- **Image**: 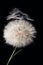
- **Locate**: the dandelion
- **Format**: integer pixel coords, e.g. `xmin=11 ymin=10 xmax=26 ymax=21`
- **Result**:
xmin=3 ymin=8 xmax=36 ymax=65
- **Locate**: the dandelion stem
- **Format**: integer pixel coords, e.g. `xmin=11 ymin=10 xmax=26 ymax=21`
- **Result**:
xmin=6 ymin=47 xmax=16 ymax=65
xmin=6 ymin=47 xmax=23 ymax=65
xmin=13 ymin=49 xmax=23 ymax=57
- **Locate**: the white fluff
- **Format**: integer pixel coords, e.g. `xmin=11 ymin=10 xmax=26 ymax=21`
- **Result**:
xmin=3 ymin=8 xmax=36 ymax=47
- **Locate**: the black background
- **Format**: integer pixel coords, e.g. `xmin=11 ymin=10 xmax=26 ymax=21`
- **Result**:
xmin=0 ymin=0 xmax=42 ymax=65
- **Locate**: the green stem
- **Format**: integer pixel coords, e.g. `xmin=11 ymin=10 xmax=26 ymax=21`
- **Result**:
xmin=6 ymin=47 xmax=16 ymax=65
xmin=13 ymin=49 xmax=23 ymax=57
xmin=6 ymin=47 xmax=23 ymax=65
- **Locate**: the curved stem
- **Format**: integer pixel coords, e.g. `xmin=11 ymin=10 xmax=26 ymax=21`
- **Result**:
xmin=6 ymin=47 xmax=23 ymax=65
xmin=13 ymin=49 xmax=23 ymax=57
xmin=6 ymin=47 xmax=16 ymax=65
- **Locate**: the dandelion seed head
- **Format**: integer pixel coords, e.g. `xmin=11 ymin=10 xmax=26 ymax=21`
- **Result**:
xmin=3 ymin=8 xmax=36 ymax=47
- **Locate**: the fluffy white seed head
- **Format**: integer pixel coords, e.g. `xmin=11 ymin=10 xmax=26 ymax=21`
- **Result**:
xmin=3 ymin=8 xmax=36 ymax=48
